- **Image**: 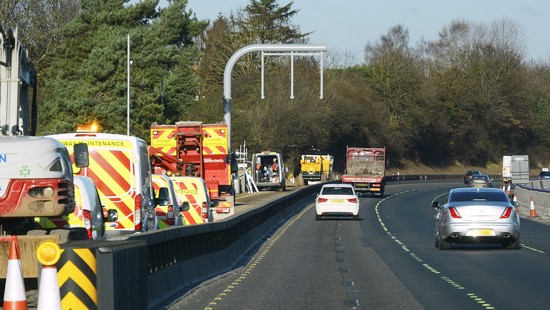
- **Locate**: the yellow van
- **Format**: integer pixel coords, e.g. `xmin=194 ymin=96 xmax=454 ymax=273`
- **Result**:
xmin=169 ymin=176 xmax=216 ymax=224
xmin=152 ymin=174 xmax=187 ymax=228
xmin=49 ymin=132 xmax=156 ymax=236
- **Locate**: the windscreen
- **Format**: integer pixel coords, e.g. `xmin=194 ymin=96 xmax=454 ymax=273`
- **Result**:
xmin=321 ymin=187 xmax=354 ymax=195
xmin=449 ymin=191 xmax=508 ymax=202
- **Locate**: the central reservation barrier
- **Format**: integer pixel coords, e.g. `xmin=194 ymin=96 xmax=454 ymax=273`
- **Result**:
xmin=59 ymin=183 xmax=323 ymax=310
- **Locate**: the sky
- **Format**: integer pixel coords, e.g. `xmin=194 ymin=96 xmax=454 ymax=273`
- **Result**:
xmin=169 ymin=0 xmax=550 ymax=65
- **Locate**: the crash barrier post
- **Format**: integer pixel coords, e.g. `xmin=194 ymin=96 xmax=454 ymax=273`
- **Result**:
xmin=56 ymin=246 xmax=97 ymax=309
xmin=2 ymin=236 xmax=28 ymax=310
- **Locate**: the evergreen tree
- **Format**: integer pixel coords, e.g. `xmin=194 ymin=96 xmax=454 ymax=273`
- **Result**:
xmin=38 ymin=0 xmax=207 ymax=141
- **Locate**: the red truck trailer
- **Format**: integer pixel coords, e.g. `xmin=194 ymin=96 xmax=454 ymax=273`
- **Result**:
xmin=341 ymin=147 xmax=386 ymax=196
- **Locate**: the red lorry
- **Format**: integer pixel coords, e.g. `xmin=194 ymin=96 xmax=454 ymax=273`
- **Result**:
xmin=341 ymin=147 xmax=386 ymax=196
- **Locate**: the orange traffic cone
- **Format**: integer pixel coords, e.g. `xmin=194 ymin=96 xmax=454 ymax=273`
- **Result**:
xmin=36 ymin=241 xmax=61 ymax=310
xmin=530 ymin=196 xmax=537 ymax=217
xmin=513 ymin=192 xmax=518 ymax=211
xmin=3 ymin=236 xmax=28 ymax=310
xmin=506 ymin=184 xmax=511 ymax=195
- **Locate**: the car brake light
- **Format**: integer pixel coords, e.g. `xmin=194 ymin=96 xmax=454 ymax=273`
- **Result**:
xmin=167 ymin=205 xmax=175 ymax=225
xmin=318 ymin=198 xmax=328 ymax=203
xmin=135 ymin=194 xmax=142 ymax=231
xmin=500 ymin=207 xmax=513 ymax=219
xmin=348 ymin=198 xmax=357 ymax=203
xmin=449 ymin=207 xmax=462 ymax=218
xmin=82 ymin=209 xmax=92 ymax=239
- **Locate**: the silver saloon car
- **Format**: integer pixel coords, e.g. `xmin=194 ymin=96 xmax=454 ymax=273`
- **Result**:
xmin=432 ymin=187 xmax=520 ymax=250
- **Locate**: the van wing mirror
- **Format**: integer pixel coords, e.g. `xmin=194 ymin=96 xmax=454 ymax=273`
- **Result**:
xmin=181 ymin=201 xmax=190 ymax=212
xmin=107 ymin=209 xmax=118 ymax=222
xmin=156 ymin=187 xmax=170 ymax=206
xmin=74 ymin=143 xmax=89 ymax=168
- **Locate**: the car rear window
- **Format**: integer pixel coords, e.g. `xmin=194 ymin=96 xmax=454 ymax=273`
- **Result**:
xmin=450 ymin=191 xmax=508 ymax=202
xmin=321 ymin=187 xmax=354 ymax=195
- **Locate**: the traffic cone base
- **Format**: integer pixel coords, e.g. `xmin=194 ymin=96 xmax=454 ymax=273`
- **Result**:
xmin=3 ymin=236 xmax=28 ymax=310
xmin=37 ymin=265 xmax=61 ymax=310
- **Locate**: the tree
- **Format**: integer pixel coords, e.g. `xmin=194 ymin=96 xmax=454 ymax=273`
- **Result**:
xmin=38 ymin=0 xmax=208 ymax=140
xmin=364 ymin=25 xmax=426 ymax=161
xmin=0 ymin=0 xmax=80 ymax=70
xmin=191 ymin=0 xmax=315 ymax=156
xmin=427 ymin=19 xmax=529 ymax=165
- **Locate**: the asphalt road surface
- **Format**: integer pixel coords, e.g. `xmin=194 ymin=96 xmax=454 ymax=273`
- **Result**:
xmin=168 ymin=180 xmax=550 ymax=310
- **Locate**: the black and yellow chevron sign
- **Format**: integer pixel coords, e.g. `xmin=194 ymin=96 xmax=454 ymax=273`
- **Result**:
xmin=57 ymin=248 xmax=97 ymax=309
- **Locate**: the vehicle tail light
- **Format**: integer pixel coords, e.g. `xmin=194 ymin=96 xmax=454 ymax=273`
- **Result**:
xmin=318 ymin=198 xmax=328 ymax=203
xmin=348 ymin=198 xmax=357 ymax=203
xmin=500 ymin=207 xmax=513 ymax=219
xmin=201 ymin=202 xmax=209 ymax=219
xmin=135 ymin=194 xmax=142 ymax=231
xmin=82 ymin=209 xmax=92 ymax=239
xmin=449 ymin=207 xmax=462 ymax=218
xmin=167 ymin=205 xmax=175 ymax=225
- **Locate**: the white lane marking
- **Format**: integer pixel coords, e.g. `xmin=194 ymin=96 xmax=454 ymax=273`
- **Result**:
xmin=375 ymin=187 xmax=495 ymax=309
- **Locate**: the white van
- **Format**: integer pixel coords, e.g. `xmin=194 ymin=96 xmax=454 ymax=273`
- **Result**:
xmin=252 ymin=151 xmax=286 ymax=191
xmin=48 ymin=132 xmax=156 ymax=236
xmin=34 ymin=175 xmax=118 ymax=241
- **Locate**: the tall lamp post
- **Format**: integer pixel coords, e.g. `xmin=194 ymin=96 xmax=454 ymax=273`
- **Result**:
xmin=126 ymin=34 xmax=130 ymax=136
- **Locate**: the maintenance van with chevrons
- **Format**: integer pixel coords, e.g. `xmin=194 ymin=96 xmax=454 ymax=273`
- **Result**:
xmin=48 ymin=131 xmax=158 ymax=236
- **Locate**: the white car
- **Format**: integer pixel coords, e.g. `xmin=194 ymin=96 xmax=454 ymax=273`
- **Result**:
xmin=315 ymin=184 xmax=360 ymax=220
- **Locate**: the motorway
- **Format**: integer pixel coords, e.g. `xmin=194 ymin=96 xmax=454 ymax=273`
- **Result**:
xmin=167 ymin=180 xmax=550 ymax=310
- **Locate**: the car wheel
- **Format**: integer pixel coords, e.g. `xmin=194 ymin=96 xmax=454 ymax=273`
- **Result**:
xmin=353 ymin=214 xmax=359 ymax=220
xmin=438 ymin=234 xmax=451 ymax=250
xmin=315 ymin=214 xmax=321 ymax=221
xmin=504 ymin=235 xmax=521 ymax=250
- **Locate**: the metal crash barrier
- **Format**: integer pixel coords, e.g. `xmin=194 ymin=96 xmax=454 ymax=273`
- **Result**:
xmin=57 ymin=184 xmax=322 ymax=309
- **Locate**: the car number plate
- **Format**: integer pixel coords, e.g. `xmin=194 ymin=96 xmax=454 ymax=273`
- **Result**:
xmin=468 ymin=229 xmax=495 ymax=236
xmin=331 ymin=199 xmax=344 ymax=203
